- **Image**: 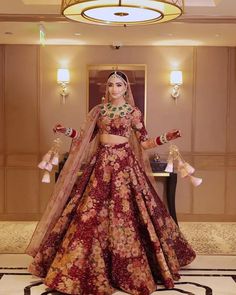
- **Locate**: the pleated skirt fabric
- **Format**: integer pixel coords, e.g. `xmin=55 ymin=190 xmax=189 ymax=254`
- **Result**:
xmin=29 ymin=143 xmax=196 ymax=295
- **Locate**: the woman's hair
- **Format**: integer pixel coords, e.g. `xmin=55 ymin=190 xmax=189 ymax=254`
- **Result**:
xmin=107 ymin=71 xmax=128 ymax=83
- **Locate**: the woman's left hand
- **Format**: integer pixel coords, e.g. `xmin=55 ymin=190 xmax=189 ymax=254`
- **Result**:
xmin=166 ymin=129 xmax=181 ymax=141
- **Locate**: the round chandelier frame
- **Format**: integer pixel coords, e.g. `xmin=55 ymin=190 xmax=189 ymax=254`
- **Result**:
xmin=61 ymin=0 xmax=184 ymax=26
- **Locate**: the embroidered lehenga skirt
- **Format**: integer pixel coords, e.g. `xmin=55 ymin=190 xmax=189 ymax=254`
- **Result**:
xmin=29 ymin=143 xmax=195 ymax=295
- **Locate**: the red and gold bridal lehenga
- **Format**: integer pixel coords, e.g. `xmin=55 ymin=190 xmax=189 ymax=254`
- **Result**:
xmin=26 ymin=100 xmax=195 ymax=295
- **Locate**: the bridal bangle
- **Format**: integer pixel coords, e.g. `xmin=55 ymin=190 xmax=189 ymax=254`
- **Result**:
xmin=65 ymin=127 xmax=78 ymax=138
xmin=156 ymin=133 xmax=168 ymax=145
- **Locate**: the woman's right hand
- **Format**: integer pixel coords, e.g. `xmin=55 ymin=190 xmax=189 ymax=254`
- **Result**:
xmin=53 ymin=124 xmax=79 ymax=139
xmin=53 ymin=124 xmax=67 ymax=135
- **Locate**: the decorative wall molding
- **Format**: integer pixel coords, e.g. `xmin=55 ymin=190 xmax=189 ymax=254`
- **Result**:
xmin=0 ymin=14 xmax=64 ymax=22
xmin=178 ymin=15 xmax=236 ymax=24
xmin=1 ymin=14 xmax=236 ymax=24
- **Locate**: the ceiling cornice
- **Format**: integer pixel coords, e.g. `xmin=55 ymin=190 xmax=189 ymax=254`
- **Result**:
xmin=0 ymin=14 xmax=65 ymax=22
xmin=178 ymin=15 xmax=236 ymax=23
xmin=0 ymin=14 xmax=236 ymax=24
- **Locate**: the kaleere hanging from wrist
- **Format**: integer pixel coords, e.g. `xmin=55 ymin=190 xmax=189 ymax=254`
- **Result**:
xmin=165 ymin=144 xmax=202 ymax=187
xmin=165 ymin=155 xmax=174 ymax=173
xmin=38 ymin=137 xmax=62 ymax=183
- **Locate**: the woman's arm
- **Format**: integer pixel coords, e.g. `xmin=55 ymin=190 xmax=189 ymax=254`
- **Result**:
xmin=53 ymin=124 xmax=79 ymax=139
xmin=131 ymin=108 xmax=181 ymax=150
xmin=53 ymin=123 xmax=99 ymax=142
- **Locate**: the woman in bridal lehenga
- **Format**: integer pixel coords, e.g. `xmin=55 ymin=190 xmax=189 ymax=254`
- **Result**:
xmin=26 ymin=71 xmax=195 ymax=295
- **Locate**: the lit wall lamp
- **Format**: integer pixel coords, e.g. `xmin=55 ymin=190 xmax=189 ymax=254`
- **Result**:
xmin=57 ymin=68 xmax=70 ymax=104
xmin=170 ymin=70 xmax=183 ymax=99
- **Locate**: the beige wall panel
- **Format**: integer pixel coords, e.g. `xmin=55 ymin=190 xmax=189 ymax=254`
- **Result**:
xmin=0 ymin=154 xmax=4 ymax=166
xmin=6 ymin=168 xmax=39 ymax=213
xmin=193 ymin=170 xmax=225 ymax=214
xmin=40 ymin=46 xmax=87 ymax=154
xmin=226 ymin=169 xmax=236 ymax=214
xmin=5 ymin=45 xmax=38 ymax=154
xmin=0 ymin=46 xmax=5 ymax=214
xmin=0 ymin=45 xmax=4 ymax=154
xmin=0 ymin=168 xmax=4 ymax=213
xmin=145 ymin=47 xmax=194 ymax=154
xmin=194 ymin=155 xmax=226 ymax=170
xmin=6 ymin=154 xmax=38 ymax=167
xmin=229 ymin=48 xmax=236 ymax=152
xmin=194 ymin=47 xmax=228 ymax=153
xmin=227 ymin=155 xmax=236 ymax=167
xmin=176 ymin=177 xmax=192 ymax=214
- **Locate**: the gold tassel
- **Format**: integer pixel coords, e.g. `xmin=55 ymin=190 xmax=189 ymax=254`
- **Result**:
xmin=166 ymin=144 xmax=202 ymax=187
xmin=45 ymin=162 xmax=53 ymax=172
xmin=51 ymin=152 xmax=59 ymax=165
xmin=179 ymin=166 xmax=189 ymax=178
xmin=177 ymin=158 xmax=184 ymax=170
xmin=42 ymin=171 xmax=50 ymax=183
xmin=165 ymin=159 xmax=174 ymax=172
xmin=42 ymin=151 xmax=52 ymax=162
xmin=38 ymin=137 xmax=62 ymax=183
xmin=183 ymin=162 xmax=195 ymax=174
xmin=38 ymin=160 xmax=47 ymax=170
xmin=189 ymin=175 xmax=203 ymax=187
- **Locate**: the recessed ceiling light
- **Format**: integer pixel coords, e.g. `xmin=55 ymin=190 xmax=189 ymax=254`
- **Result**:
xmin=74 ymin=33 xmax=81 ymax=36
xmin=215 ymin=33 xmax=220 ymax=37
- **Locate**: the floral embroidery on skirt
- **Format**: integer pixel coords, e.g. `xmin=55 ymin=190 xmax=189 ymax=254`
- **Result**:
xmin=29 ymin=143 xmax=195 ymax=295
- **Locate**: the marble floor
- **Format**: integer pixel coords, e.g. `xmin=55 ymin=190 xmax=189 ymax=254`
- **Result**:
xmin=0 ymin=254 xmax=236 ymax=295
xmin=0 ymin=222 xmax=236 ymax=294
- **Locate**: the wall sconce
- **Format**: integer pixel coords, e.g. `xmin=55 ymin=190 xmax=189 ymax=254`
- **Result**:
xmin=57 ymin=68 xmax=70 ymax=104
xmin=170 ymin=70 xmax=183 ymax=99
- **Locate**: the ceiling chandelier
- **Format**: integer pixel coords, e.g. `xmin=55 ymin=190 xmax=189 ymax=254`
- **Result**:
xmin=61 ymin=0 xmax=184 ymax=26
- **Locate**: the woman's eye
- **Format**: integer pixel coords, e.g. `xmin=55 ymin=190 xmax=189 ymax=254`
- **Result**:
xmin=117 ymin=83 xmax=122 ymax=87
xmin=108 ymin=83 xmax=113 ymax=87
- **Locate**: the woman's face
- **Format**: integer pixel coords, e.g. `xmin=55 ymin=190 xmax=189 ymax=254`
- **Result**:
xmin=107 ymin=75 xmax=127 ymax=101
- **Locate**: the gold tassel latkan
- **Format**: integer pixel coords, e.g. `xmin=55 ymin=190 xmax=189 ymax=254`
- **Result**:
xmin=165 ymin=159 xmax=174 ymax=173
xmin=38 ymin=137 xmax=62 ymax=183
xmin=42 ymin=171 xmax=50 ymax=183
xmin=189 ymin=175 xmax=203 ymax=187
xmin=166 ymin=144 xmax=202 ymax=187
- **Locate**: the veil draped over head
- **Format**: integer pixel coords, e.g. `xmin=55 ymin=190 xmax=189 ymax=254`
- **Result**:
xmin=26 ymin=71 xmax=158 ymax=257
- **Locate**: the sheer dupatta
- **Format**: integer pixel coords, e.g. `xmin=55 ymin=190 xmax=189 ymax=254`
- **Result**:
xmin=26 ymin=106 xmax=100 ymax=257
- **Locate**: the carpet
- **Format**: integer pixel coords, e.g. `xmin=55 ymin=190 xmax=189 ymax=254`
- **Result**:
xmin=0 ymin=222 xmax=236 ymax=255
